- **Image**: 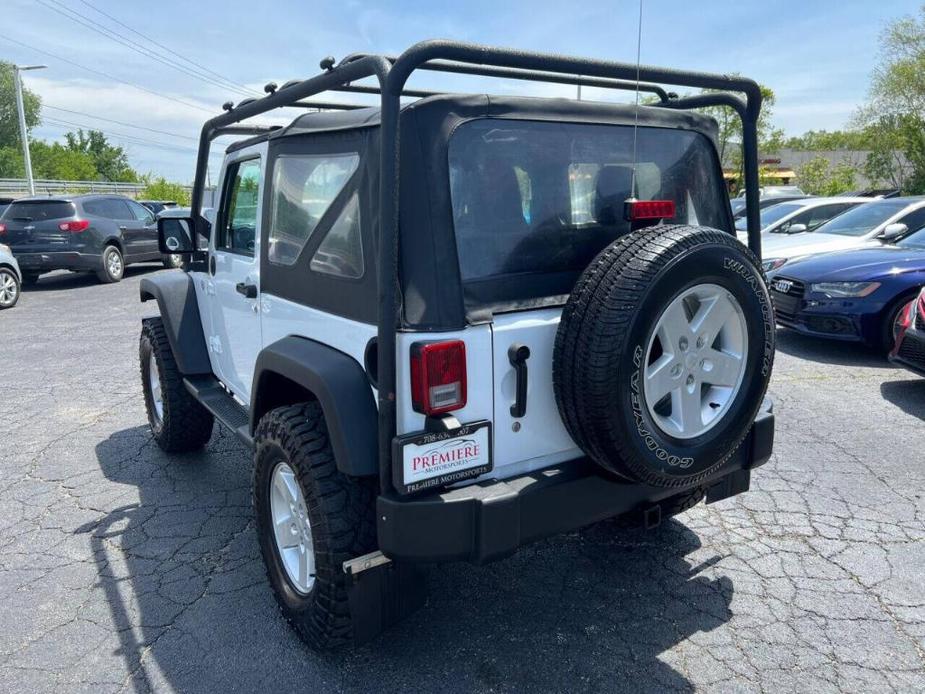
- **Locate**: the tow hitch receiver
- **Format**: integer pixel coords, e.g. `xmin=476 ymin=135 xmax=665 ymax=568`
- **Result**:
xmin=343 ymin=552 xmax=426 ymax=644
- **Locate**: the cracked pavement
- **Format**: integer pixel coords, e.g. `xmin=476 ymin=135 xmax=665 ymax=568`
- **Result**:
xmin=0 ymin=266 xmax=923 ymax=693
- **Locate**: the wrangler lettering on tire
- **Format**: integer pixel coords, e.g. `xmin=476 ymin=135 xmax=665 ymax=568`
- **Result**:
xmin=554 ymin=225 xmax=775 ymax=487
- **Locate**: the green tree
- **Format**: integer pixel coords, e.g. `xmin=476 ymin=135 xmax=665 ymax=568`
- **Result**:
xmin=857 ymin=5 xmax=925 ymax=193
xmin=697 ymin=83 xmax=783 ymax=167
xmin=783 ymin=129 xmax=877 ymax=151
xmin=140 ymin=175 xmax=191 ymax=206
xmin=796 ymin=157 xmax=858 ymax=196
xmin=0 ymin=61 xmax=42 ymax=149
xmin=64 ymin=129 xmax=139 ymax=182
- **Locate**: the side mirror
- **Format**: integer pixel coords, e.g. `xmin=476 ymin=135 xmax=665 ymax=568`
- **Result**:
xmin=157 ymin=217 xmax=195 ymax=254
xmin=881 ymin=222 xmax=908 ymax=241
xmin=786 ymin=223 xmax=808 ymax=234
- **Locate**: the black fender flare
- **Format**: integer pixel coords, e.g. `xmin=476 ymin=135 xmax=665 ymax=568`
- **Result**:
xmin=251 ymin=336 xmax=378 ymax=477
xmin=139 ymin=273 xmax=212 ymax=375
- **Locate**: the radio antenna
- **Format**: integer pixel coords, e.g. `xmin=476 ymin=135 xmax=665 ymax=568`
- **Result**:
xmin=630 ymin=0 xmax=645 ymax=199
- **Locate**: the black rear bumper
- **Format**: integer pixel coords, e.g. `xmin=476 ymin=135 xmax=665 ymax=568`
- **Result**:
xmin=13 ymin=250 xmax=100 ymax=273
xmin=377 ymin=405 xmax=774 ymax=564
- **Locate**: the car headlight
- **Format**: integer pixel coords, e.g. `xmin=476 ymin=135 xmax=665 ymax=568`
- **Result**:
xmin=762 ymin=258 xmax=787 ymax=273
xmin=810 ymin=282 xmax=881 ymax=298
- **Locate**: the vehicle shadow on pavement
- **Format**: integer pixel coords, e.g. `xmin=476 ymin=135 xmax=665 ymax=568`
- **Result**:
xmin=20 ymin=265 xmax=165 ymax=293
xmin=86 ymin=425 xmax=733 ymax=693
xmin=880 ymin=378 xmax=925 ymax=420
xmin=774 ymin=328 xmax=892 ymax=368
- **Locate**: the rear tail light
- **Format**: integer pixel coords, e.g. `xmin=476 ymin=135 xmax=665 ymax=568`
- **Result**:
xmin=625 ymin=199 xmax=676 ymax=221
xmin=59 ymin=220 xmax=89 ymax=232
xmin=917 ymin=293 xmax=925 ymax=327
xmin=410 ymin=340 xmax=467 ymax=415
xmin=0 ymin=223 xmax=6 ymax=235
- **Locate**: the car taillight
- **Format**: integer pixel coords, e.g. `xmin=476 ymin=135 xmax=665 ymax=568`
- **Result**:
xmin=59 ymin=220 xmax=89 ymax=232
xmin=410 ymin=340 xmax=467 ymax=415
xmin=0 ymin=223 xmax=6 ymax=235
xmin=625 ymin=199 xmax=676 ymax=221
xmin=917 ymin=293 xmax=925 ymax=326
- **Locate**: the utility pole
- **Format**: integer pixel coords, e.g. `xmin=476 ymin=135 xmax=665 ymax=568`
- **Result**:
xmin=14 ymin=65 xmax=46 ymax=197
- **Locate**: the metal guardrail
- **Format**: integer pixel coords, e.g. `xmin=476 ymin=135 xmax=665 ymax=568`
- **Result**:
xmin=0 ymin=178 xmax=193 ymax=197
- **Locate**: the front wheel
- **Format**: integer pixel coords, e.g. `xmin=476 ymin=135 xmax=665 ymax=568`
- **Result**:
xmin=253 ymin=403 xmax=376 ymax=650
xmin=140 ymin=317 xmax=214 ymax=452
xmin=97 ymin=245 xmax=124 ymax=283
xmin=0 ymin=268 xmax=20 ymax=309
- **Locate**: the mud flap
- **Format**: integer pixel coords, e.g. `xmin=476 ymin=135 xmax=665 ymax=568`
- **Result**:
xmin=345 ymin=555 xmax=427 ymax=645
xmin=705 ymin=468 xmax=751 ymax=504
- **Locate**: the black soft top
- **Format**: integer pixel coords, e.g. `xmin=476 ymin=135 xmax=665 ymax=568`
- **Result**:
xmin=231 ymin=95 xmax=722 ymax=329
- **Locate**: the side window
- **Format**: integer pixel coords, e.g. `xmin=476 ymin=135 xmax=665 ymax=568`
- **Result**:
xmin=218 ymin=159 xmax=261 ymax=256
xmin=806 ymin=203 xmax=852 ymax=230
xmin=310 ymin=193 xmax=363 ymax=279
xmin=778 ymin=208 xmax=815 ymax=233
xmin=107 ymin=199 xmax=133 ymax=219
xmin=896 ymin=207 xmax=925 ymax=234
xmin=82 ymin=200 xmax=105 ymax=217
xmin=267 ymin=153 xmax=360 ymax=265
xmin=127 ymin=200 xmax=155 ymax=224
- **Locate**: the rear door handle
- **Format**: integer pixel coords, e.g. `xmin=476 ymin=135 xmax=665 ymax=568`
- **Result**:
xmin=236 ymin=282 xmax=258 ymax=299
xmin=508 ymin=343 xmax=531 ymax=418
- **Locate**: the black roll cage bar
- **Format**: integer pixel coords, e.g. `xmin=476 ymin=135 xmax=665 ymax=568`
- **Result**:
xmin=187 ymin=39 xmax=763 ymax=498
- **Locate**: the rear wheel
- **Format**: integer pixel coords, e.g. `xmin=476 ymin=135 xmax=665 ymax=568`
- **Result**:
xmin=96 ymin=245 xmax=124 ymax=283
xmin=253 ymin=403 xmax=376 ymax=650
xmin=554 ymin=225 xmax=775 ymax=488
xmin=20 ymin=272 xmax=39 ymax=287
xmin=0 ymin=269 xmax=20 ymax=309
xmin=140 ymin=317 xmax=214 ymax=452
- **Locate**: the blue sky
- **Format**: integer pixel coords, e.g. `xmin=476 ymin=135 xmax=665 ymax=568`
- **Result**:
xmin=2 ymin=0 xmax=921 ymax=181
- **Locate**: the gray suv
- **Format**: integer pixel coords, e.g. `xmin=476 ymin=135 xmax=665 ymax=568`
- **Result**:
xmin=0 ymin=194 xmax=181 ymax=285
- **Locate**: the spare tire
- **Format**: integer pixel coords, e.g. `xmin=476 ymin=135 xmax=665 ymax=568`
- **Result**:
xmin=553 ymin=225 xmax=775 ymax=488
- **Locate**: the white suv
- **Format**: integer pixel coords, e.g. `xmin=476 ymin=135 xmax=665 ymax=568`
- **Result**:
xmin=138 ymin=40 xmax=776 ymax=650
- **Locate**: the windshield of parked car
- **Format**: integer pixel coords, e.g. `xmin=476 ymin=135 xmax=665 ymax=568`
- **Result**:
xmin=897 ymin=226 xmax=925 ymax=249
xmin=735 ymin=202 xmax=803 ymax=231
xmin=1 ymin=200 xmax=76 ymax=221
xmin=815 ymin=200 xmax=909 ymax=236
xmin=448 ymin=119 xmax=729 ymax=302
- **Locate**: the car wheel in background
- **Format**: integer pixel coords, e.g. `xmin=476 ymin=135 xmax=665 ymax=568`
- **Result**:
xmin=96 ymin=245 xmax=125 ymax=283
xmin=879 ymin=294 xmax=918 ymax=353
xmin=163 ymin=253 xmax=184 ymax=270
xmin=20 ymin=272 xmax=40 ymax=287
xmin=0 ymin=268 xmax=20 ymax=309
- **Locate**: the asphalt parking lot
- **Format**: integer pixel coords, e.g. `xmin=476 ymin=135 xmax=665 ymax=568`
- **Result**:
xmin=1 ymin=266 xmax=923 ymax=693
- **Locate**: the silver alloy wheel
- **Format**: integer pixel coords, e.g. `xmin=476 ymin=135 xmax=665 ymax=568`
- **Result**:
xmin=107 ymin=249 xmax=123 ymax=278
xmin=0 ymin=271 xmax=18 ymax=307
xmin=269 ymin=461 xmax=315 ymax=594
xmin=147 ymin=356 xmax=164 ymax=425
xmin=643 ymin=283 xmax=749 ymax=440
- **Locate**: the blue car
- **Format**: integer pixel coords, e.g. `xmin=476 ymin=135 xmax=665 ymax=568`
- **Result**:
xmin=768 ymin=225 xmax=925 ymax=351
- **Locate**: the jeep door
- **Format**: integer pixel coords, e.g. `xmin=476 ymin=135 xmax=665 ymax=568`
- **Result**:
xmin=207 ymin=150 xmax=264 ymax=401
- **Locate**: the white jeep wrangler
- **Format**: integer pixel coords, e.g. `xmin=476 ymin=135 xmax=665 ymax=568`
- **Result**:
xmin=139 ymin=40 xmax=775 ymax=650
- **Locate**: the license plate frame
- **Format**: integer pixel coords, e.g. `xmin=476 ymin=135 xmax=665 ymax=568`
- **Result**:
xmin=392 ymin=420 xmax=492 ymax=495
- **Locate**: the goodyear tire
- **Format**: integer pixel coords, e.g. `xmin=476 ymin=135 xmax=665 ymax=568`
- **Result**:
xmin=553 ymin=225 xmax=775 ymax=488
xmin=253 ymin=403 xmax=377 ymax=650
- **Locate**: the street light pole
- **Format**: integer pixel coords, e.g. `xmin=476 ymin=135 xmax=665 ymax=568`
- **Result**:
xmin=13 ymin=65 xmax=46 ymax=197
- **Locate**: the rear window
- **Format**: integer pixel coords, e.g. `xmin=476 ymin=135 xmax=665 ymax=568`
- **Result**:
xmin=1 ymin=201 xmax=75 ymax=221
xmin=448 ymin=119 xmax=729 ymax=301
